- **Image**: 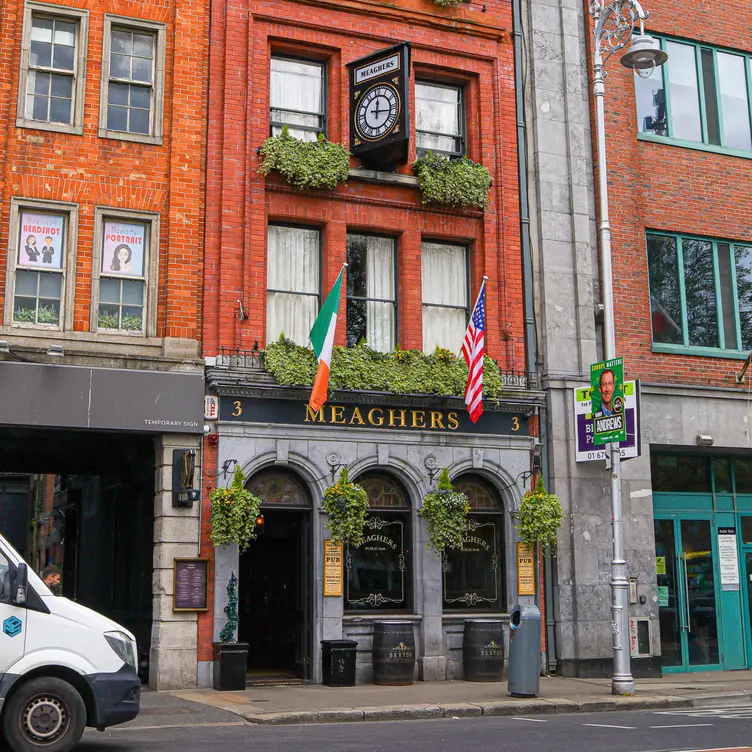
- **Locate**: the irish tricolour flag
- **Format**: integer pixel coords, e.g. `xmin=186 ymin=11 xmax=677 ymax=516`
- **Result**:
xmin=308 ymin=264 xmax=347 ymax=411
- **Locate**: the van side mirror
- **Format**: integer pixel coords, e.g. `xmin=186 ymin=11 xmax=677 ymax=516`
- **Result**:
xmin=11 ymin=563 xmax=28 ymax=606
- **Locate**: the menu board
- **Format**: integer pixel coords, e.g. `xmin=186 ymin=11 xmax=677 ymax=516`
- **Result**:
xmin=324 ymin=540 xmax=343 ymax=597
xmin=718 ymin=528 xmax=740 ymax=591
xmin=173 ymin=558 xmax=209 ymax=612
xmin=517 ymin=542 xmax=535 ymax=595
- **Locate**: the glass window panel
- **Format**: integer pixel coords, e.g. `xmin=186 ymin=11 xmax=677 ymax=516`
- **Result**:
xmin=716 ymin=243 xmax=738 ymax=349
xmin=129 ymin=85 xmax=150 ymax=108
xmin=682 ymin=238 xmax=718 ymax=347
xmin=422 ymin=243 xmax=467 ymax=306
xmin=37 ymin=300 xmax=60 ymax=324
xmin=734 ymin=246 xmax=752 ymax=351
xmin=15 ymin=270 xmax=38 ymax=296
xmin=270 ymin=57 xmax=323 ymax=115
xmin=13 ymin=298 xmax=37 ymax=323
xmin=131 ymin=56 xmax=152 ymax=83
xmin=122 ymin=279 xmax=144 ymax=305
xmin=129 ymin=107 xmax=150 ymax=134
xmin=266 ymin=226 xmax=319 ymax=293
xmin=107 ymin=105 xmax=128 ymax=131
xmin=32 ymin=96 xmax=49 ymax=121
xmin=266 ymin=291 xmax=318 ymax=346
xmin=650 ymin=454 xmax=711 ymax=493
xmin=99 ymin=277 xmax=121 ymax=304
xmin=366 ymin=301 xmax=395 ymax=352
xmin=111 ymin=30 xmax=131 ymax=54
xmin=346 ymin=298 xmax=366 ymax=347
xmin=49 ymin=96 xmax=71 ymax=124
xmin=108 ymin=82 xmax=129 ymax=106
xmin=701 ymin=49 xmax=720 ymax=146
xmin=346 ymin=235 xmax=367 ymax=299
xmin=110 ymin=53 xmax=131 ymax=79
xmin=717 ymin=52 xmax=752 ymax=151
xmin=38 ymin=272 xmax=61 ymax=298
xmin=416 ymin=83 xmax=461 ymax=138
xmin=133 ymin=33 xmax=154 ymax=58
xmin=52 ymin=44 xmax=74 ymax=71
xmin=53 ymin=21 xmax=76 ymax=47
xmin=423 ymin=305 xmax=466 ymax=354
xmin=98 ymin=304 xmax=121 ymax=329
xmin=647 ymin=235 xmax=683 ymax=345
xmin=121 ymin=307 xmax=143 ymax=331
xmin=30 ymin=41 xmax=52 ymax=68
xmin=734 ymin=458 xmax=752 ymax=494
xmin=713 ymin=458 xmax=732 ymax=493
xmin=635 ymin=65 xmax=667 ymax=136
xmin=50 ymin=74 xmax=72 ymax=98
xmin=741 ymin=516 xmax=752 ymax=543
xmin=666 ymin=41 xmax=702 ymax=142
xmin=33 ymin=71 xmax=50 ymax=95
xmin=31 ymin=17 xmax=54 ymax=43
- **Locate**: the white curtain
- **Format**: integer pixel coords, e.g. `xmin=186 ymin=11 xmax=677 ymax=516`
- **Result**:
xmin=422 ymin=242 xmax=467 ymax=354
xmin=366 ymin=236 xmax=394 ymax=352
xmin=416 ymin=82 xmax=460 ymax=153
xmin=270 ymin=58 xmax=322 ymax=142
xmin=267 ymin=225 xmax=319 ymax=345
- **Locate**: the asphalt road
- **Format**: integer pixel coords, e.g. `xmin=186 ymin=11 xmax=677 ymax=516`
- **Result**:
xmin=78 ymin=706 xmax=752 ymax=752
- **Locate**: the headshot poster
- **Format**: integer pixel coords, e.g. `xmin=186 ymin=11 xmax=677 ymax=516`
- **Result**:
xmin=18 ymin=212 xmax=65 ymax=269
xmin=590 ymin=356 xmax=626 ymax=445
xmin=102 ymin=221 xmax=146 ymax=277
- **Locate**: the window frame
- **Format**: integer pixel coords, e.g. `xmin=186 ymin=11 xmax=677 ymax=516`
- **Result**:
xmin=415 ymin=79 xmax=466 ymax=159
xmin=90 ymin=207 xmax=160 ymax=337
xmin=16 ymin=1 xmax=89 ymax=135
xmin=98 ymin=15 xmax=166 ymax=144
xmin=4 ymin=197 xmax=79 ymax=331
xmin=269 ymin=55 xmax=327 ymax=140
xmin=646 ymin=230 xmax=752 ymax=358
xmin=345 ymin=231 xmax=398 ymax=351
xmin=636 ymin=35 xmax=752 ymax=157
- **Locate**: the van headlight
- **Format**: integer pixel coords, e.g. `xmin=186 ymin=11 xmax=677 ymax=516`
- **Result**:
xmin=105 ymin=631 xmax=137 ymax=669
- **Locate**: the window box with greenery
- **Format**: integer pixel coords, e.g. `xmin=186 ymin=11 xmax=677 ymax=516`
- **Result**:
xmin=413 ymin=152 xmax=491 ymax=210
xmin=259 ymin=125 xmax=350 ymax=191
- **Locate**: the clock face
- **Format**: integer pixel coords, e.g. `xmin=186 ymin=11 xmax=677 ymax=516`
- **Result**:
xmin=355 ymin=83 xmax=400 ymax=141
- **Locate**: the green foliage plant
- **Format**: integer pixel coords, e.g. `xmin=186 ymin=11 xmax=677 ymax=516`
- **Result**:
xmin=428 ymin=0 xmax=462 ymax=6
xmin=13 ymin=307 xmax=37 ymax=323
xmin=218 ymin=572 xmax=239 ymax=643
xmin=36 ymin=305 xmax=60 ymax=324
xmin=515 ymin=476 xmax=564 ymax=554
xmin=263 ymin=337 xmax=503 ymax=399
xmin=322 ymin=467 xmax=369 ymax=547
xmin=419 ymin=468 xmax=469 ymax=553
xmin=413 ymin=152 xmax=492 ymax=209
xmin=98 ymin=310 xmax=120 ymax=330
xmin=259 ymin=125 xmax=350 ymax=191
xmin=210 ymin=465 xmax=262 ymax=552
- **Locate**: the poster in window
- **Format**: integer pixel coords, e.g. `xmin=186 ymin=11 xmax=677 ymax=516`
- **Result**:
xmin=18 ymin=212 xmax=65 ymax=269
xmin=102 ymin=220 xmax=146 ymax=277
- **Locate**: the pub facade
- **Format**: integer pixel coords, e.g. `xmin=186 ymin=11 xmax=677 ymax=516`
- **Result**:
xmin=199 ymin=0 xmax=542 ymax=685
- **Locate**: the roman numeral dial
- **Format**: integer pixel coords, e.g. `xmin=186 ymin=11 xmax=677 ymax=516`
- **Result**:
xmin=354 ymin=83 xmax=400 ymax=141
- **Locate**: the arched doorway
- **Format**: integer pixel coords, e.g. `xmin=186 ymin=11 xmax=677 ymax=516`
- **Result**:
xmin=238 ymin=469 xmax=312 ymax=683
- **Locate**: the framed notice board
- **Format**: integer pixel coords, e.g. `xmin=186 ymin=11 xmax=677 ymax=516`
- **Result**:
xmin=173 ymin=558 xmax=209 ymax=612
xmin=517 ymin=543 xmax=536 ymax=596
xmin=323 ymin=540 xmax=343 ymax=597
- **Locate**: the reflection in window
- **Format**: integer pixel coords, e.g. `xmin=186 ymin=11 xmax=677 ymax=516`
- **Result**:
xmin=651 ymin=454 xmax=711 ymax=493
xmin=634 ymin=65 xmax=667 ymax=136
xmin=734 ymin=459 xmax=752 ymax=494
xmin=717 ymin=52 xmax=752 ymax=151
xmin=666 ymin=41 xmax=702 ymax=142
xmin=416 ymin=82 xmax=464 ymax=157
xmin=682 ymin=238 xmax=717 ymax=348
xmin=712 ymin=458 xmax=731 ymax=493
xmin=270 ymin=57 xmax=325 ymax=142
xmin=647 ymin=235 xmax=683 ymax=345
xmin=735 ymin=246 xmax=752 ymax=351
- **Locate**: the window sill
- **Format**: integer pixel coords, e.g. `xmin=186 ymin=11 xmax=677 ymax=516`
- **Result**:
xmin=98 ymin=127 xmax=163 ymax=146
xmin=16 ymin=119 xmax=83 ymax=136
xmin=343 ymin=613 xmax=421 ymax=622
xmin=347 ymin=168 xmax=419 ymax=187
xmin=652 ymin=343 xmax=751 ymax=360
xmin=637 ymin=133 xmax=752 ymax=161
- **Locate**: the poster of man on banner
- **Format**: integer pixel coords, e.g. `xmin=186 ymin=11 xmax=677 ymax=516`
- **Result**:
xmin=590 ymin=357 xmax=626 ymax=445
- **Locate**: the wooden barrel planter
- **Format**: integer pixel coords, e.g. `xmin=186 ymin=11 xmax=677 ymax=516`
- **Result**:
xmin=372 ymin=621 xmax=415 ymax=685
xmin=463 ymin=620 xmax=505 ymax=682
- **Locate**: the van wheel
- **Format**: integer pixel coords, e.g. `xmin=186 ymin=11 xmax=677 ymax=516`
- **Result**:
xmin=2 ymin=677 xmax=86 ymax=752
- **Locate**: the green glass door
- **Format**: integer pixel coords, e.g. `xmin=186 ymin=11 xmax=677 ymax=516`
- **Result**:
xmin=654 ymin=516 xmax=721 ymax=671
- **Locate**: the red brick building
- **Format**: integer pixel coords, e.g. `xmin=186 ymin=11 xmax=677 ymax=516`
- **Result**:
xmin=0 ymin=0 xmax=209 ymax=689
xmin=200 ymin=0 xmax=543 ymax=685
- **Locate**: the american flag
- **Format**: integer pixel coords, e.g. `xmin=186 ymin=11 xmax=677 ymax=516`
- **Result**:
xmin=461 ymin=279 xmax=487 ymax=423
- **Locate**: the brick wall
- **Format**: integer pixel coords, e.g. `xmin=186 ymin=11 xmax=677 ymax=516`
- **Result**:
xmin=587 ymin=0 xmax=752 ymax=388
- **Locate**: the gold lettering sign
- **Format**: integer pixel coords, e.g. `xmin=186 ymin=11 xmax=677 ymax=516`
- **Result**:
xmin=517 ymin=542 xmax=536 ymax=596
xmin=305 ymin=403 xmax=466 ymax=431
xmin=324 ymin=540 xmax=343 ymax=597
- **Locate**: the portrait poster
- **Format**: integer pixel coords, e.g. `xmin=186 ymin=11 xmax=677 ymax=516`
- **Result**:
xmin=18 ymin=212 xmax=65 ymax=269
xmin=102 ymin=220 xmax=146 ymax=277
xmin=589 ymin=357 xmax=626 ymax=445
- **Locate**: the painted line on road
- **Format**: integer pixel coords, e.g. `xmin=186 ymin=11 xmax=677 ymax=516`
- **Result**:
xmin=510 ymin=717 xmax=548 ymax=722
xmin=649 ymin=723 xmax=715 ymax=729
xmin=108 ymin=721 xmax=248 ymax=732
xmin=582 ymin=723 xmax=636 ymax=729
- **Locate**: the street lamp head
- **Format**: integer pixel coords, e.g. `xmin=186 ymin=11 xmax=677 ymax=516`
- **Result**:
xmin=620 ymin=34 xmax=667 ymax=77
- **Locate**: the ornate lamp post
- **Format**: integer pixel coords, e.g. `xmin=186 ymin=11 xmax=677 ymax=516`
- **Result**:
xmin=587 ymin=0 xmax=667 ymax=696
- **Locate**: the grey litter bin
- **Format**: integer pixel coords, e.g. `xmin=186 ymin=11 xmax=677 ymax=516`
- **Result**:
xmin=507 ymin=604 xmax=541 ymax=697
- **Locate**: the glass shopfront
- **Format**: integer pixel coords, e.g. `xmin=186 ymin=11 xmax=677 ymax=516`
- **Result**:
xmin=443 ymin=475 xmax=504 ymax=611
xmin=346 ymin=473 xmax=411 ymax=611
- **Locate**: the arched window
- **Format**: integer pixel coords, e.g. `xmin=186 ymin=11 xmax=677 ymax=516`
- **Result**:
xmin=345 ymin=472 xmax=411 ymax=612
xmin=247 ymin=468 xmax=311 ymax=508
xmin=443 ymin=474 xmax=505 ymax=611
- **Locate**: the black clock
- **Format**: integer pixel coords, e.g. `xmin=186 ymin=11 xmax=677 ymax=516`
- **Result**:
xmin=348 ymin=43 xmax=410 ymax=169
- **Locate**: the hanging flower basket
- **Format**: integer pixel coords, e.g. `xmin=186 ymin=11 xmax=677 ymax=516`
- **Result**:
xmin=419 ymin=468 xmax=469 ymax=553
xmin=515 ymin=476 xmax=564 ymax=554
xmin=210 ymin=465 xmax=262 ymax=552
xmin=322 ymin=467 xmax=369 ymax=547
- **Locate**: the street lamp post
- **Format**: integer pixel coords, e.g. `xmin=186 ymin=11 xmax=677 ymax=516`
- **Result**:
xmin=587 ymin=0 xmax=667 ymax=696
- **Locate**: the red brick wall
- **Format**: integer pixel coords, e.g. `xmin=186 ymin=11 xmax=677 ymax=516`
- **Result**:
xmin=0 ymin=0 xmax=209 ymax=340
xmin=586 ymin=0 xmax=752 ymax=388
xmin=199 ymin=0 xmax=524 ymax=660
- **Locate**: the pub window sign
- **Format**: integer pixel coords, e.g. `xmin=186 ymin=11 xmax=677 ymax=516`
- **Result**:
xmin=348 ymin=43 xmax=411 ymax=170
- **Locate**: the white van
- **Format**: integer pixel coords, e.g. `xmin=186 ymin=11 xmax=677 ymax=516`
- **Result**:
xmin=0 ymin=533 xmax=140 ymax=752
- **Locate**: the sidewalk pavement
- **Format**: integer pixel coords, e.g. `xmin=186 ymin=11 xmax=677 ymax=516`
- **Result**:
xmin=134 ymin=671 xmax=752 ymax=728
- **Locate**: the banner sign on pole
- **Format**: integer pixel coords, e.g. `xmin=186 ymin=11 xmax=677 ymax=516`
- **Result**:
xmin=575 ymin=380 xmax=640 ymax=463
xmin=589 ymin=357 xmax=626 ymax=445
